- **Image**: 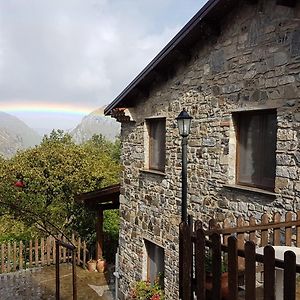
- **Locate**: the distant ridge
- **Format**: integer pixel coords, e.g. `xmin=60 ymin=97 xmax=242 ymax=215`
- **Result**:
xmin=0 ymin=112 xmax=41 ymax=158
xmin=71 ymin=107 xmax=120 ymax=143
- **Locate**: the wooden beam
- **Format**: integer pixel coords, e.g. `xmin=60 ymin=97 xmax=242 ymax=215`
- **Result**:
xmin=98 ymin=202 xmax=119 ymax=210
xmin=276 ymin=0 xmax=296 ymax=7
xmin=96 ymin=209 xmax=104 ymax=260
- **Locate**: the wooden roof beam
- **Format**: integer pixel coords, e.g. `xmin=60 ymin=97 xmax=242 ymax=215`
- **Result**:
xmin=98 ymin=202 xmax=119 ymax=210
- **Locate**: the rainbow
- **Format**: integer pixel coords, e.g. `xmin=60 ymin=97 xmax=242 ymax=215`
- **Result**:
xmin=0 ymin=102 xmax=98 ymax=116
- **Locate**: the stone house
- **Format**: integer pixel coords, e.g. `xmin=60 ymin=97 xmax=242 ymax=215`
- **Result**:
xmin=104 ymin=0 xmax=300 ymax=298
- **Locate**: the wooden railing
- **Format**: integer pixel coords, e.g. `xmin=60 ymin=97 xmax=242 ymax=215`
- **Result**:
xmin=205 ymin=211 xmax=300 ymax=247
xmin=179 ymin=212 xmax=300 ymax=300
xmin=0 ymin=234 xmax=88 ymax=273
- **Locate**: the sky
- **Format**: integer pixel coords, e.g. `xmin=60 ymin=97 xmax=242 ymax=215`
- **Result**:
xmin=0 ymin=0 xmax=206 ymax=133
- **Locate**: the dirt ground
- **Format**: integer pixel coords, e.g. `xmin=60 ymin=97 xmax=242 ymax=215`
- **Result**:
xmin=0 ymin=264 xmax=114 ymax=300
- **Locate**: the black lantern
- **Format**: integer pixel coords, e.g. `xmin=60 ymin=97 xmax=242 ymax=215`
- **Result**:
xmin=176 ymin=108 xmax=193 ymax=137
xmin=176 ymin=108 xmax=192 ymax=223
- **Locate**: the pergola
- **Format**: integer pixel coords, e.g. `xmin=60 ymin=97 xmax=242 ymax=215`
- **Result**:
xmin=76 ymin=183 xmax=120 ymax=260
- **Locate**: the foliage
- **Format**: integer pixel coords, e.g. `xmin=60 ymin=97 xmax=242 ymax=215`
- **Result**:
xmin=103 ymin=209 xmax=119 ymax=262
xmin=130 ymin=279 xmax=164 ymax=300
xmin=0 ymin=215 xmax=39 ymax=243
xmin=0 ymin=131 xmax=121 ymax=251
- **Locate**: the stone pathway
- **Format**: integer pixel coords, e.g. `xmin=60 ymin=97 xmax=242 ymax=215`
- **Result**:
xmin=0 ymin=264 xmax=114 ymax=299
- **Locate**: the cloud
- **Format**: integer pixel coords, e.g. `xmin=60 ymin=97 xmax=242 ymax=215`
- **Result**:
xmin=0 ymin=0 xmax=205 ymax=128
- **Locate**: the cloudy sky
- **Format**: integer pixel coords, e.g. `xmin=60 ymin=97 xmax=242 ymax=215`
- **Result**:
xmin=0 ymin=0 xmax=206 ymax=132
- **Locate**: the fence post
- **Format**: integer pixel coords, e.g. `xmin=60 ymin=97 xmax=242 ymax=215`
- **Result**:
xmin=211 ymin=233 xmax=221 ymax=300
xmin=273 ymin=213 xmax=281 ymax=246
xmin=1 ymin=244 xmax=5 ymax=273
xmin=264 ymin=245 xmax=275 ymax=300
xmin=29 ymin=240 xmax=33 ymax=268
xmin=179 ymin=222 xmax=192 ymax=300
xmin=19 ymin=241 xmax=23 ymax=270
xmin=72 ymin=249 xmax=77 ymax=300
xmin=63 ymin=236 xmax=66 ymax=263
xmin=13 ymin=241 xmax=17 ymax=271
xmin=195 ymin=221 xmax=205 ymax=300
xmin=77 ymin=237 xmax=81 ymax=266
xmin=56 ymin=240 xmax=60 ymax=300
xmin=249 ymin=217 xmax=257 ymax=244
xmin=297 ymin=211 xmax=300 ymax=247
xmin=52 ymin=237 xmax=56 ymax=264
xmin=245 ymin=241 xmax=256 ymax=300
xmin=41 ymin=238 xmax=45 ymax=266
xmin=261 ymin=214 xmax=269 ymax=246
xmin=47 ymin=237 xmax=51 ymax=265
xmin=284 ymin=251 xmax=296 ymax=300
xmin=228 ymin=236 xmax=238 ymax=300
xmin=7 ymin=242 xmax=11 ymax=272
xmin=83 ymin=241 xmax=87 ymax=269
xmin=35 ymin=239 xmax=39 ymax=267
xmin=285 ymin=212 xmax=293 ymax=246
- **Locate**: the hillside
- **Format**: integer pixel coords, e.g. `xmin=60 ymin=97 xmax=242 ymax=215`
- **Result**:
xmin=0 ymin=112 xmax=41 ymax=157
xmin=71 ymin=108 xmax=120 ymax=143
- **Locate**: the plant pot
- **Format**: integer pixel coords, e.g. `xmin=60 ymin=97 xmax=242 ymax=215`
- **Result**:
xmin=205 ymin=272 xmax=229 ymax=300
xmin=96 ymin=259 xmax=107 ymax=273
xmin=87 ymin=260 xmax=97 ymax=272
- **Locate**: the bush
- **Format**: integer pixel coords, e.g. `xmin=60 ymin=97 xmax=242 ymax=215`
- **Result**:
xmin=130 ymin=279 xmax=164 ymax=300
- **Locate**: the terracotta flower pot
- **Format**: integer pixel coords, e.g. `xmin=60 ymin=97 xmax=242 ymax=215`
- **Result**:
xmin=205 ymin=272 xmax=229 ymax=300
xmin=96 ymin=259 xmax=107 ymax=273
xmin=87 ymin=260 xmax=97 ymax=272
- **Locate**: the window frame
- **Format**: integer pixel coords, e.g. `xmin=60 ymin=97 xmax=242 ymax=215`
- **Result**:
xmin=235 ymin=109 xmax=277 ymax=192
xmin=146 ymin=117 xmax=166 ymax=172
xmin=145 ymin=240 xmax=164 ymax=284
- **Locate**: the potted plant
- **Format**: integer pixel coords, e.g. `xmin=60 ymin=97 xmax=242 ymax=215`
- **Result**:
xmin=87 ymin=259 xmax=97 ymax=272
xmin=96 ymin=257 xmax=107 ymax=273
xmin=205 ymin=252 xmax=229 ymax=300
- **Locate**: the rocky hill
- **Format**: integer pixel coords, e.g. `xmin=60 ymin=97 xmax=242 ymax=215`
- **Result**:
xmin=71 ymin=108 xmax=120 ymax=143
xmin=0 ymin=112 xmax=41 ymax=158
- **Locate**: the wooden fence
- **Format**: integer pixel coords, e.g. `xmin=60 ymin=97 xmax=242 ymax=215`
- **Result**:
xmin=179 ymin=212 xmax=300 ymax=300
xmin=0 ymin=234 xmax=88 ymax=274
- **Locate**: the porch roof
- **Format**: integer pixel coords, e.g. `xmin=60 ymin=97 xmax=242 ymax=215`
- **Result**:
xmin=76 ymin=183 xmax=120 ymax=210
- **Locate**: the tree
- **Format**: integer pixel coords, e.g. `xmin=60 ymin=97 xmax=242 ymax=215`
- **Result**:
xmin=0 ymin=130 xmax=121 ymax=244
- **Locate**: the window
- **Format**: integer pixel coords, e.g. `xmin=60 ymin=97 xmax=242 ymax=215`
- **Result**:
xmin=146 ymin=118 xmax=166 ymax=172
xmin=235 ymin=110 xmax=277 ymax=191
xmin=145 ymin=240 xmax=164 ymax=284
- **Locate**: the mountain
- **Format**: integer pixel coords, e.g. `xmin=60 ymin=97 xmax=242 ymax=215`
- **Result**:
xmin=71 ymin=108 xmax=120 ymax=143
xmin=0 ymin=112 xmax=41 ymax=158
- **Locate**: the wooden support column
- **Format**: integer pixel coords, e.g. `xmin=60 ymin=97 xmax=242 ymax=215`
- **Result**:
xmin=96 ymin=208 xmax=104 ymax=260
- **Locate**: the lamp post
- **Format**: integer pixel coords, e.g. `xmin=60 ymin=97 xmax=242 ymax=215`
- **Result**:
xmin=176 ymin=108 xmax=192 ymax=223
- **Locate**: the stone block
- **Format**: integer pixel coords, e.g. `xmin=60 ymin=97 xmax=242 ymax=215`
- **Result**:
xmin=279 ymin=75 xmax=295 ymax=85
xmin=202 ymin=137 xmax=216 ymax=147
xmin=274 ymin=52 xmax=288 ymax=66
xmin=275 ymin=177 xmax=289 ymax=189
xmin=290 ymin=30 xmax=300 ymax=57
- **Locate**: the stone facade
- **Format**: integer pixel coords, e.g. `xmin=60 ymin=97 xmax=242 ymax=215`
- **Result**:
xmin=116 ymin=1 xmax=300 ymax=298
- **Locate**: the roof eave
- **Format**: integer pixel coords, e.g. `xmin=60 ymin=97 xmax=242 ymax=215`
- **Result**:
xmin=104 ymin=0 xmax=223 ymax=115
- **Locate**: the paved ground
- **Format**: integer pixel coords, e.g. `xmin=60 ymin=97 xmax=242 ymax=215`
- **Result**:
xmin=0 ymin=264 xmax=114 ymax=300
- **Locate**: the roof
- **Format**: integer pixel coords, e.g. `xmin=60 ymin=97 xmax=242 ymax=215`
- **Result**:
xmin=104 ymin=0 xmax=239 ymax=115
xmin=76 ymin=183 xmax=120 ymax=210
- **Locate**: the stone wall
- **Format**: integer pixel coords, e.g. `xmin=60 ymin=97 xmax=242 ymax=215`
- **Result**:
xmin=117 ymin=1 xmax=300 ymax=298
